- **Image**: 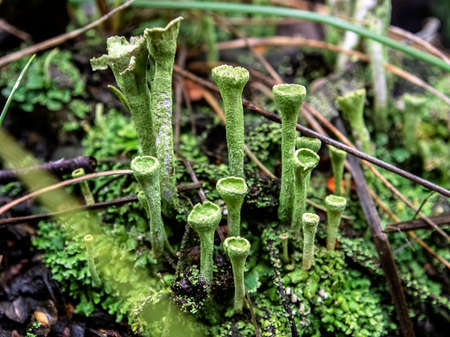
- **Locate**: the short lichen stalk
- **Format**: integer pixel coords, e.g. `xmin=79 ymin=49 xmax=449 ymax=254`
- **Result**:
xmin=279 ymin=232 xmax=289 ymax=263
xmin=90 ymin=34 xmax=154 ymax=155
xmin=131 ymin=156 xmax=166 ymax=258
xmin=291 ymin=148 xmax=320 ymax=233
xmin=325 ymin=195 xmax=347 ymax=250
xmin=402 ymin=94 xmax=427 ymax=155
xmin=212 ymin=65 xmax=249 ymax=178
xmin=224 ymin=236 xmax=251 ymax=314
xmin=336 ymin=89 xmax=373 ymax=155
xmin=216 ymin=176 xmax=248 ymax=237
xmin=328 ymin=145 xmax=347 ymax=196
xmin=84 ymin=234 xmax=101 ymax=287
xmin=187 ymin=201 xmax=222 ymax=284
xmin=144 ymin=17 xmax=183 ymax=215
xmin=72 ymin=168 xmax=95 ymax=205
xmin=302 ymin=213 xmax=319 ymax=270
xmin=273 ymin=84 xmax=307 ymax=226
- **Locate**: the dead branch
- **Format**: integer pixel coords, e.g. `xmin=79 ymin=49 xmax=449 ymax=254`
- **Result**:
xmin=384 ymin=214 xmax=450 ymax=233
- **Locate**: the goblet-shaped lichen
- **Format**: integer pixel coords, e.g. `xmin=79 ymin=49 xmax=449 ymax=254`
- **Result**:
xmin=325 ymin=194 xmax=347 ymax=250
xmin=279 ymin=232 xmax=289 ymax=263
xmin=402 ymin=94 xmax=427 ymax=154
xmin=224 ymin=236 xmax=251 ymax=314
xmin=211 ymin=65 xmax=249 ymax=178
xmin=302 ymin=212 xmax=320 ymax=271
xmin=336 ymin=89 xmax=372 ymax=155
xmin=216 ymin=176 xmax=248 ymax=237
xmin=72 ymin=168 xmax=94 ymax=205
xmin=144 ymin=17 xmax=183 ymax=215
xmin=292 ymin=148 xmax=320 ymax=232
xmin=187 ymin=201 xmax=222 ymax=284
xmin=90 ymin=34 xmax=154 ymax=156
xmin=131 ymin=156 xmax=165 ymax=258
xmin=273 ymin=84 xmax=307 ymax=226
xmin=328 ymin=145 xmax=347 ymax=196
xmin=84 ymin=234 xmax=101 ymax=287
xmin=296 ymin=136 xmax=321 ymax=153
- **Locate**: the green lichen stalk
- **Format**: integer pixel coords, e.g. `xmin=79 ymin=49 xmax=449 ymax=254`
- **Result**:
xmin=292 ymin=148 xmax=320 ymax=233
xmin=216 ymin=176 xmax=248 ymax=237
xmin=325 ymin=194 xmax=347 ymax=250
xmin=279 ymin=232 xmax=289 ymax=263
xmin=224 ymin=236 xmax=251 ymax=314
xmin=211 ymin=65 xmax=249 ymax=178
xmin=90 ymin=35 xmax=154 ymax=155
xmin=403 ymin=94 xmax=427 ymax=154
xmin=336 ymin=89 xmax=372 ymax=155
xmin=131 ymin=156 xmax=166 ymax=258
xmin=84 ymin=234 xmax=101 ymax=287
xmin=302 ymin=213 xmax=320 ymax=270
xmin=144 ymin=17 xmax=183 ymax=215
xmin=72 ymin=168 xmax=94 ymax=205
xmin=273 ymin=84 xmax=307 ymax=226
xmin=187 ymin=201 xmax=222 ymax=284
xmin=328 ymin=145 xmax=347 ymax=196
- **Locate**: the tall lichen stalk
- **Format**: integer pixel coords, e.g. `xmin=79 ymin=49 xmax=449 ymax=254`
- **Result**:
xmin=402 ymin=94 xmax=427 ymax=155
xmin=329 ymin=145 xmax=347 ymax=196
xmin=325 ymin=195 xmax=347 ymax=250
xmin=291 ymin=148 xmax=319 ymax=233
xmin=336 ymin=89 xmax=373 ymax=156
xmin=273 ymin=84 xmax=307 ymax=226
xmin=212 ymin=65 xmax=249 ymax=178
xmin=302 ymin=213 xmax=320 ymax=270
xmin=144 ymin=17 xmax=183 ymax=215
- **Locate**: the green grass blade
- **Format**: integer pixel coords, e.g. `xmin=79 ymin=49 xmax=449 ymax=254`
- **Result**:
xmin=0 ymin=54 xmax=36 ymax=127
xmin=134 ymin=0 xmax=450 ymax=72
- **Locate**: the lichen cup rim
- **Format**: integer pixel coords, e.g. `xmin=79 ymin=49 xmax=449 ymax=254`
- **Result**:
xmin=335 ymin=88 xmax=366 ymax=111
xmin=216 ymin=176 xmax=248 ymax=198
xmin=328 ymin=145 xmax=346 ymax=158
xmin=131 ymin=155 xmax=159 ymax=175
xmin=72 ymin=168 xmax=86 ymax=177
xmin=224 ymin=236 xmax=250 ymax=258
xmin=187 ymin=201 xmax=222 ymax=232
xmin=302 ymin=212 xmax=320 ymax=228
xmin=211 ymin=64 xmax=250 ymax=87
xmin=325 ymin=194 xmax=347 ymax=212
xmin=293 ymin=148 xmax=320 ymax=171
xmin=273 ymin=83 xmax=306 ymax=98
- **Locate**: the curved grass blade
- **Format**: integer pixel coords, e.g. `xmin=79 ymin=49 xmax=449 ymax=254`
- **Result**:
xmin=0 ymin=54 xmax=36 ymax=127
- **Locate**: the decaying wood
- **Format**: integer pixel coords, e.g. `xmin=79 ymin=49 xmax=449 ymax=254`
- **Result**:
xmin=384 ymin=214 xmax=450 ymax=233
xmin=0 ymin=156 xmax=97 ymax=184
xmin=347 ymin=155 xmax=415 ymax=337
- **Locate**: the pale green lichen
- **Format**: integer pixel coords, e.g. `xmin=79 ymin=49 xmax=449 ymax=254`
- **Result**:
xmin=187 ymin=201 xmax=222 ymax=284
xmin=279 ymin=232 xmax=289 ymax=263
xmin=83 ymin=234 xmax=101 ymax=287
xmin=90 ymin=35 xmax=155 ymax=156
xmin=72 ymin=168 xmax=94 ymax=205
xmin=402 ymin=94 xmax=427 ymax=154
xmin=216 ymin=176 xmax=248 ymax=237
xmin=131 ymin=156 xmax=166 ymax=258
xmin=211 ymin=65 xmax=249 ymax=178
xmin=302 ymin=212 xmax=320 ymax=270
xmin=296 ymin=136 xmax=321 ymax=153
xmin=336 ymin=89 xmax=373 ymax=155
xmin=325 ymin=194 xmax=347 ymax=250
xmin=328 ymin=145 xmax=347 ymax=196
xmin=273 ymin=84 xmax=307 ymax=226
xmin=291 ymin=148 xmax=319 ymax=233
xmin=224 ymin=236 xmax=251 ymax=314
xmin=144 ymin=17 xmax=183 ymax=215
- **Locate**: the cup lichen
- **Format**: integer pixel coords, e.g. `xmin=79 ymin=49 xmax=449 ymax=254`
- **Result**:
xmin=216 ymin=176 xmax=248 ymax=237
xmin=144 ymin=17 xmax=183 ymax=215
xmin=328 ymin=145 xmax=347 ymax=196
xmin=211 ymin=65 xmax=249 ymax=178
xmin=187 ymin=201 xmax=222 ymax=284
xmin=402 ymin=94 xmax=427 ymax=155
xmin=296 ymin=136 xmax=322 ymax=153
xmin=279 ymin=232 xmax=290 ymax=263
xmin=325 ymin=194 xmax=347 ymax=250
xmin=273 ymin=83 xmax=307 ymax=226
xmin=72 ymin=168 xmax=95 ymax=206
xmin=302 ymin=212 xmax=320 ymax=271
xmin=336 ymin=89 xmax=372 ymax=155
xmin=291 ymin=148 xmax=320 ymax=233
xmin=131 ymin=155 xmax=166 ymax=258
xmin=224 ymin=236 xmax=251 ymax=314
xmin=83 ymin=234 xmax=101 ymax=287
